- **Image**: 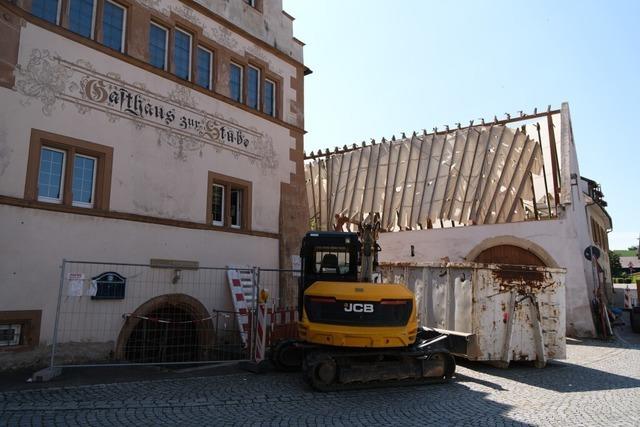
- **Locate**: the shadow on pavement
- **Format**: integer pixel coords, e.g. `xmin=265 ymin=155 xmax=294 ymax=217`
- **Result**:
xmin=457 ymin=334 xmax=640 ymax=394
xmin=0 ymin=363 xmax=242 ymax=393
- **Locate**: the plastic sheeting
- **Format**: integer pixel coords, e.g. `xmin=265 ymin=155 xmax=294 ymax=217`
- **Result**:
xmin=306 ymin=125 xmax=544 ymax=231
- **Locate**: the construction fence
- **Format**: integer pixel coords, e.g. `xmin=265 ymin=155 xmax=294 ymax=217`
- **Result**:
xmin=49 ymin=260 xmax=299 ymax=369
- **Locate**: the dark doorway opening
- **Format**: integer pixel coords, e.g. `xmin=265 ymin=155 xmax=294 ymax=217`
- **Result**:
xmin=124 ymin=304 xmax=201 ymax=363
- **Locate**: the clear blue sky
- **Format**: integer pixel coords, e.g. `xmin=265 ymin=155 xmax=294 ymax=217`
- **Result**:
xmin=283 ymin=0 xmax=639 ymax=250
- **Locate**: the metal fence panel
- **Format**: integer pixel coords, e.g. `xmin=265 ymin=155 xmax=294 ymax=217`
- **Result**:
xmin=51 ymin=261 xmax=252 ymax=367
xmin=49 ymin=262 xmax=302 ymax=369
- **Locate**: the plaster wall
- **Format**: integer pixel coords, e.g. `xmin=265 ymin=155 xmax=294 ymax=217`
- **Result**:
xmin=191 ymin=0 xmax=303 ymax=63
xmin=0 ymin=204 xmax=279 ymax=344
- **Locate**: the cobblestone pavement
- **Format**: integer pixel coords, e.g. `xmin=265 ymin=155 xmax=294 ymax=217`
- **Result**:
xmin=1 ymin=330 xmax=639 ymax=426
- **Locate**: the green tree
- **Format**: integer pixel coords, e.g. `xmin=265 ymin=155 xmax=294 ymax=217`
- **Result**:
xmin=609 ymin=250 xmax=623 ymax=277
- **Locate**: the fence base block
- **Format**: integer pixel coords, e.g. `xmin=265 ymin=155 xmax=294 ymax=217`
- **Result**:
xmin=238 ymin=360 xmax=269 ymax=374
xmin=30 ymin=367 xmax=62 ymax=382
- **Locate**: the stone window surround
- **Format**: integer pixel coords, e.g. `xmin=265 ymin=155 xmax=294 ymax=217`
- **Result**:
xmin=206 ymin=171 xmax=252 ymax=232
xmin=0 ymin=310 xmax=42 ymax=352
xmin=24 ymin=129 xmax=114 ymax=211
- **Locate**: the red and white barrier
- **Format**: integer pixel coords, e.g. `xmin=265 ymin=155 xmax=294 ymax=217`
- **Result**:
xmin=226 ymin=268 xmax=254 ymax=348
xmin=254 ymin=302 xmax=268 ymax=362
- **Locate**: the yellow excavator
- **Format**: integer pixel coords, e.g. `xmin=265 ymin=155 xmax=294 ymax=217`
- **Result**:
xmin=271 ymin=219 xmax=466 ymax=391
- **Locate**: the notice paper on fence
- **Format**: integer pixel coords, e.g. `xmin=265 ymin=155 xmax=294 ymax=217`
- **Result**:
xmin=67 ymin=272 xmax=85 ymax=297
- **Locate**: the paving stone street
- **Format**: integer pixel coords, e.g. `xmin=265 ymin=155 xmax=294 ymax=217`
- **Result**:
xmin=1 ymin=324 xmax=639 ymax=427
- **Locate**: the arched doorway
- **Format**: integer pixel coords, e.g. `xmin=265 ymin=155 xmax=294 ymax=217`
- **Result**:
xmin=466 ymin=236 xmax=559 ymax=267
xmin=474 ymin=244 xmax=546 ymax=266
xmin=116 ymin=294 xmax=214 ymax=363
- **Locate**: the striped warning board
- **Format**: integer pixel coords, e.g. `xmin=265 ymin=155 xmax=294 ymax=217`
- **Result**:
xmin=255 ymin=303 xmax=268 ymax=362
xmin=226 ymin=267 xmax=255 ymax=348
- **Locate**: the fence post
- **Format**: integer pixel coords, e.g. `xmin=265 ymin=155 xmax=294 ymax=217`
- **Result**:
xmin=250 ymin=266 xmax=260 ymax=361
xmin=50 ymin=259 xmax=67 ymax=369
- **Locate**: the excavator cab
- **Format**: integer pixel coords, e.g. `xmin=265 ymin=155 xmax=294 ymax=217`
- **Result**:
xmin=297 ymin=232 xmax=361 ymax=319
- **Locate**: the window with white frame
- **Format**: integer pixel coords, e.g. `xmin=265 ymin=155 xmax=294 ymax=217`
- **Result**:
xmin=37 ymin=147 xmax=66 ymax=204
xmin=37 ymin=148 xmax=98 ymax=208
xmin=196 ymin=46 xmax=213 ymax=90
xmin=208 ymin=174 xmax=250 ymax=230
xmin=244 ymin=0 xmax=256 ymax=7
xmin=247 ymin=65 xmax=260 ymax=110
xmin=263 ymin=79 xmax=276 ymax=117
xmin=230 ymin=188 xmax=243 ymax=228
xmin=211 ymin=184 xmax=225 ymax=226
xmin=173 ymin=28 xmax=192 ymax=80
xmin=71 ymin=154 xmax=97 ymax=207
xmin=229 ymin=62 xmax=243 ymax=102
xmin=31 ymin=0 xmax=61 ymax=24
xmin=68 ymin=0 xmax=96 ymax=38
xmin=27 ymin=131 xmax=112 ymax=210
xmin=102 ymin=0 xmax=126 ymax=53
xmin=149 ymin=22 xmax=168 ymax=71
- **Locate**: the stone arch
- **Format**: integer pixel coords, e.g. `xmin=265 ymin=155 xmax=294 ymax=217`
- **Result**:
xmin=115 ymin=293 xmax=214 ymax=362
xmin=465 ymin=235 xmax=559 ymax=268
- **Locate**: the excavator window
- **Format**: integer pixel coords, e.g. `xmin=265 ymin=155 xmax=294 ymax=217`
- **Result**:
xmin=313 ymin=246 xmax=351 ymax=275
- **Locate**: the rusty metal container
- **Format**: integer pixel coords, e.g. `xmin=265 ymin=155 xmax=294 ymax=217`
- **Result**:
xmin=379 ymin=262 xmax=566 ymax=367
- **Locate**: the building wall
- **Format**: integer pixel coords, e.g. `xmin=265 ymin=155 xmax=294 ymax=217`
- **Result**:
xmin=0 ymin=0 xmax=308 ymax=360
xmin=379 ymin=219 xmax=594 ymax=337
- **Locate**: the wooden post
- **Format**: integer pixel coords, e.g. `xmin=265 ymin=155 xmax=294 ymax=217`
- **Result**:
xmin=546 ymin=113 xmax=561 ymax=215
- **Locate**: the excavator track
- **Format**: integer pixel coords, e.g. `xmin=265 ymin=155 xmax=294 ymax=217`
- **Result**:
xmin=302 ymin=350 xmax=455 ymax=392
xmin=272 ymin=330 xmax=458 ymax=392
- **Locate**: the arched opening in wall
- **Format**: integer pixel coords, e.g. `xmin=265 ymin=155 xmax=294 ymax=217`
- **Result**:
xmin=116 ymin=294 xmax=214 ymax=363
xmin=474 ymin=244 xmax=546 ymax=266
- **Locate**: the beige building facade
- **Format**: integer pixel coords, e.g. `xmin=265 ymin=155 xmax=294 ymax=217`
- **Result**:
xmin=0 ymin=0 xmax=309 ymax=365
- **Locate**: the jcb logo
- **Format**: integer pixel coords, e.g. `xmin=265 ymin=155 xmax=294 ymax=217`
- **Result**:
xmin=344 ymin=303 xmax=374 ymax=313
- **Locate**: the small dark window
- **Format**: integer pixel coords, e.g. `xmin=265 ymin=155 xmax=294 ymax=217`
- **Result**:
xmin=68 ymin=0 xmax=95 ymax=38
xmin=229 ymin=62 xmax=243 ymax=102
xmin=92 ymin=272 xmax=126 ymax=300
xmin=149 ymin=23 xmax=168 ymax=70
xmin=247 ymin=66 xmax=260 ymax=110
xmin=32 ymin=0 xmax=59 ymax=24
xmin=196 ymin=46 xmax=213 ymax=89
xmin=264 ymin=79 xmax=275 ymax=117
xmin=102 ymin=0 xmax=126 ymax=52
xmin=0 ymin=324 xmax=22 ymax=347
xmin=173 ymin=28 xmax=192 ymax=80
